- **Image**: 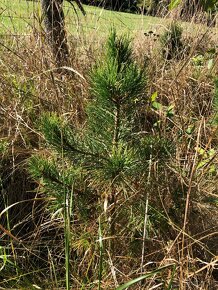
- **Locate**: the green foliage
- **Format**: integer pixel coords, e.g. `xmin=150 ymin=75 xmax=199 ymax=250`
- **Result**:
xmin=31 ymin=30 xmax=148 ymax=189
xmin=169 ymin=0 xmax=218 ymax=11
xmin=199 ymin=0 xmax=218 ymax=11
xmin=160 ymin=22 xmax=183 ymax=60
xmin=0 ymin=140 xmax=9 ymax=156
xmin=192 ymin=54 xmax=205 ymax=66
xmin=29 ymin=28 xmax=174 ymax=224
xmin=139 ymin=136 xmax=173 ymax=162
xmin=29 ymin=155 xmax=79 ymax=210
xmin=89 ymin=30 xmax=146 ymax=107
xmin=28 ymin=29 xmax=174 ymax=287
xmin=169 ymin=0 xmax=181 ymax=10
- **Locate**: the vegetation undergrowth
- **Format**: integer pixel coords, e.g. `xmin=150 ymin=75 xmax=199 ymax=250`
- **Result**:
xmin=0 ymin=6 xmax=218 ymax=290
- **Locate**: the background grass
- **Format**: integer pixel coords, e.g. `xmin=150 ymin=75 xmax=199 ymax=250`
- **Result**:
xmin=0 ymin=0 xmax=215 ymax=46
xmin=0 ymin=0 xmax=166 ymax=35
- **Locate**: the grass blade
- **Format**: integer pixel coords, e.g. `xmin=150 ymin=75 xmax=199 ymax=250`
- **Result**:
xmin=115 ymin=264 xmax=175 ymax=290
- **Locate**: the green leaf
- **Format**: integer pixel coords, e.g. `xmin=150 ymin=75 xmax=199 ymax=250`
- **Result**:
xmin=192 ymin=55 xmax=204 ymax=66
xmin=197 ymin=160 xmax=207 ymax=169
xmin=186 ymin=125 xmax=195 ymax=135
xmin=209 ymin=164 xmax=216 ymax=174
xmin=208 ymin=148 xmax=215 ymax=157
xmin=168 ymin=0 xmax=181 ymax=10
xmin=115 ymin=264 xmax=174 ymax=290
xmin=152 ymin=101 xmax=163 ymax=110
xmin=198 ymin=147 xmax=205 ymax=156
xmin=151 ymin=91 xmax=158 ymax=102
xmin=166 ymin=105 xmax=174 ymax=117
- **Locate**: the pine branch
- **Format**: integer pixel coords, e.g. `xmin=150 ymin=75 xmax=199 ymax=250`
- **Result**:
xmin=40 ymin=114 xmax=109 ymax=162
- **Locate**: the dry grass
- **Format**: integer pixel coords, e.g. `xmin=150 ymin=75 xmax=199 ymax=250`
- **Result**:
xmin=0 ymin=7 xmax=218 ymax=290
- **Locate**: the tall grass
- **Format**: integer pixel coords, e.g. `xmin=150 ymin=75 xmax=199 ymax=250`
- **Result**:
xmin=0 ymin=2 xmax=218 ymax=289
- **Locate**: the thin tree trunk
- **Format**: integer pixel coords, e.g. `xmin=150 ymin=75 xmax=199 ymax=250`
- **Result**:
xmin=41 ymin=0 xmax=69 ymax=66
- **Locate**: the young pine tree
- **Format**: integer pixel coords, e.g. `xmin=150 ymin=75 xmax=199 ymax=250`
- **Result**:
xmin=29 ymin=30 xmax=170 ymax=286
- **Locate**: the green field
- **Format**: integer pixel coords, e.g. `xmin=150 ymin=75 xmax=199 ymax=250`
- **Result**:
xmin=0 ymin=0 xmax=166 ymax=36
xmin=0 ymin=0 xmax=215 ymax=41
